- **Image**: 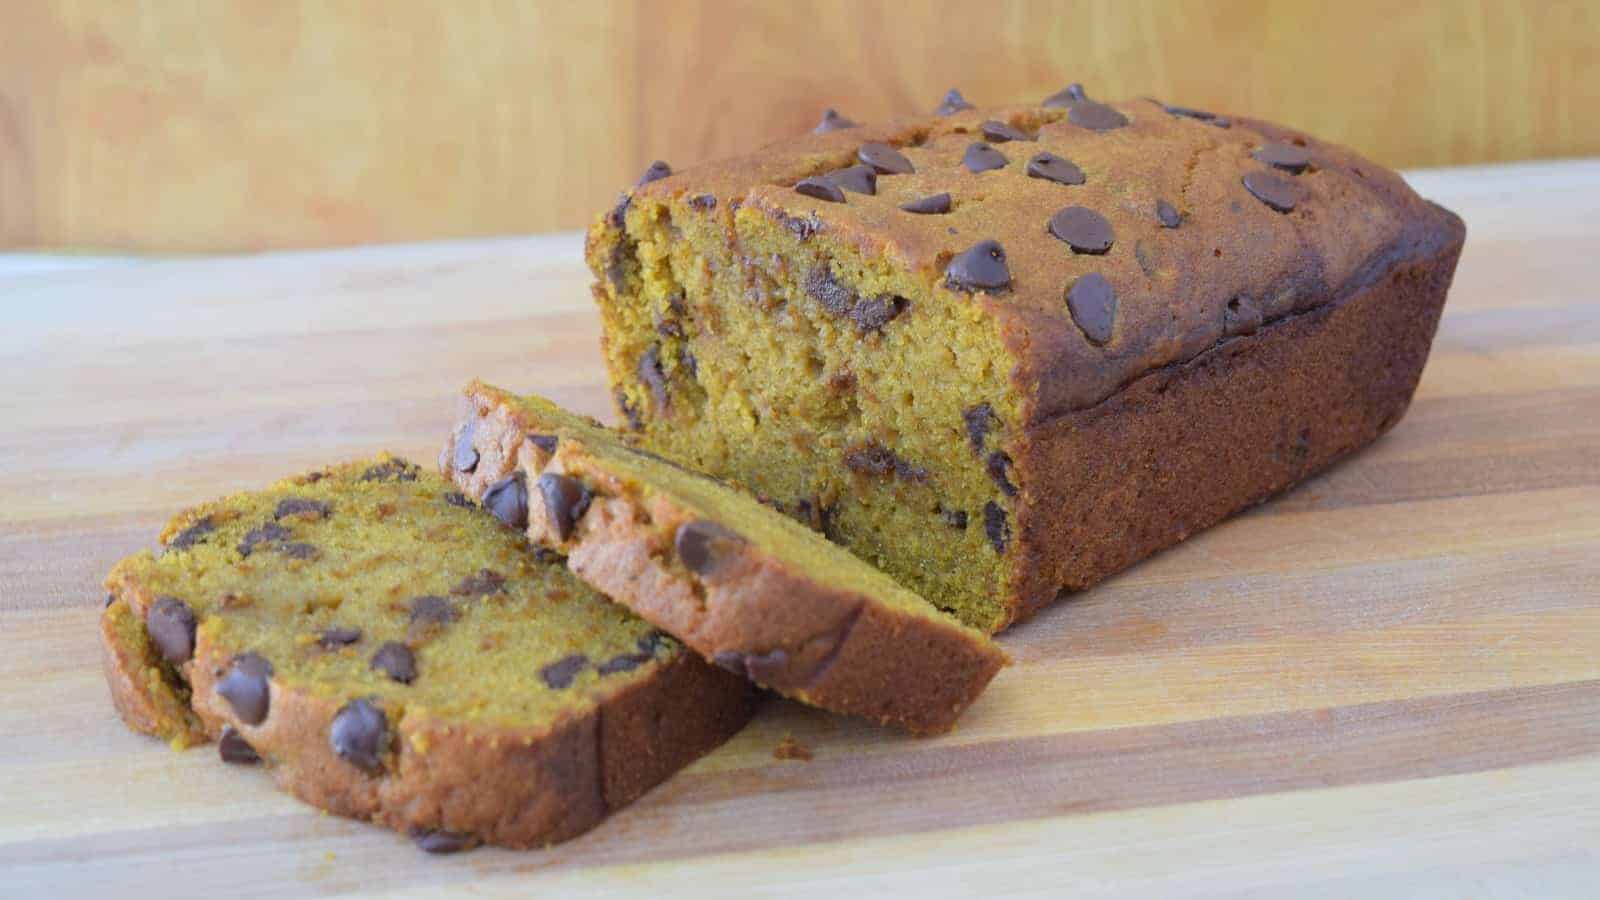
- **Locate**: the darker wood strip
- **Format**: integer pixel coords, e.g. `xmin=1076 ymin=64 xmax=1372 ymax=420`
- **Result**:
xmin=1008 ymin=540 xmax=1600 ymax=661
xmin=1255 ymin=387 xmax=1600 ymax=518
xmin=6 ymin=680 xmax=1597 ymax=889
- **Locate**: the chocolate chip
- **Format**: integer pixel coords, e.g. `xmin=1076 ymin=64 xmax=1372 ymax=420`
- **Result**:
xmin=453 ymin=418 xmax=479 ymax=474
xmin=605 ymin=241 xmax=631 ymax=294
xmin=636 ymin=160 xmax=671 ymax=186
xmin=1068 ymin=101 xmax=1128 ymax=131
xmin=370 ymin=642 xmax=417 ymax=684
xmin=1156 ymin=199 xmax=1181 ymax=228
xmin=1224 ymin=294 xmax=1264 ymax=336
xmin=804 ymin=266 xmax=907 ymax=333
xmin=987 ymin=452 xmax=1018 ymax=497
xmin=532 ymin=546 xmax=567 ymax=565
xmin=605 ymin=192 xmax=631 ymax=229
xmin=217 ymin=653 xmax=273 ymax=725
xmin=330 ymin=698 xmax=387 ymax=774
xmin=639 ymin=344 xmax=669 ymax=410
xmin=637 ymin=630 xmax=670 ymax=655
xmin=597 ymin=652 xmax=651 ymax=675
xmin=818 ymin=501 xmax=840 ymax=542
xmin=410 ymin=828 xmax=473 ymax=855
xmin=442 ymin=491 xmax=474 ymax=509
xmin=146 ymin=596 xmax=197 ymax=665
xmin=318 ymin=627 xmax=362 ymax=649
xmin=963 ymin=402 xmax=998 ymax=454
xmin=804 ymin=266 xmax=854 ymax=317
xmin=713 ymin=648 xmax=790 ymax=683
xmin=450 ymin=568 xmax=506 ymax=597
xmin=528 ymin=433 xmax=558 ymax=455
xmin=167 ymin=517 xmax=215 ymax=552
xmin=278 ymin=542 xmax=319 ymax=561
xmin=941 ymin=508 xmax=969 ymax=530
xmin=1211 ymin=117 xmax=1232 ymax=129
xmin=218 ymin=726 xmax=261 ymax=765
xmin=843 ymin=442 xmax=928 ymax=482
xmin=274 ymin=497 xmax=332 ymax=521
xmin=1049 ymin=206 xmax=1114 ymax=254
xmin=238 ymin=523 xmax=296 ymax=557
xmin=537 ymin=473 xmax=592 ymax=542
xmin=813 ymin=108 xmax=857 ymax=134
xmin=675 ymin=519 xmax=746 ymax=575
xmin=1042 ymin=83 xmax=1089 ymax=107
xmin=777 ymin=209 xmax=823 ymax=241
xmin=483 ymin=472 xmax=529 ymax=530
xmin=823 ymin=166 xmax=875 ymax=197
xmin=984 ymin=502 xmax=1010 ymax=553
xmin=1026 ymin=152 xmax=1085 ymax=186
xmin=962 ymin=142 xmax=1008 ymax=173
xmin=979 ymin=120 xmax=1031 ymax=143
xmin=688 ymin=193 xmax=716 ymax=210
xmin=795 ymin=176 xmax=846 ymax=203
xmin=360 ymin=459 xmax=419 ymax=482
xmin=857 ymin=142 xmax=914 ymax=175
xmin=540 ymin=654 xmax=590 ymax=689
xmin=900 ymin=193 xmax=951 ymax=214
xmin=850 ymin=294 xmax=907 ymax=332
xmin=1163 ymin=104 xmax=1216 ymax=121
xmin=410 ymin=595 xmax=457 ymax=625
xmin=1067 ymin=273 xmax=1117 ymax=345
xmin=944 ymin=240 xmax=1011 ymax=293
xmin=934 ymin=88 xmax=974 ymax=116
xmin=104 ymin=592 xmax=115 ymax=609
xmin=1253 ymin=142 xmax=1312 ymax=173
xmin=1242 ymin=171 xmax=1303 ymax=213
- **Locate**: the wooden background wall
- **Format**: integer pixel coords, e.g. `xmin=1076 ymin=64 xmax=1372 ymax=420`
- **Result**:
xmin=2 ymin=0 xmax=1596 ymax=252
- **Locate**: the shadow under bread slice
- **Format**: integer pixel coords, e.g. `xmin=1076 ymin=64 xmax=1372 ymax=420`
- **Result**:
xmin=101 ymin=455 xmax=755 ymax=853
xmin=444 ymin=382 xmax=1008 ymax=736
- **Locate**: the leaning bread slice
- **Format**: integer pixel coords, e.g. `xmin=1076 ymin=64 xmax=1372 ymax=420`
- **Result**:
xmin=443 ymin=382 xmax=1007 ymax=735
xmin=102 ymin=455 xmax=755 ymax=852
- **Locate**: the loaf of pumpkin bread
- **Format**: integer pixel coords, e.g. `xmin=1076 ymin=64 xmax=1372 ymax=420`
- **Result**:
xmin=586 ymin=85 xmax=1466 ymax=632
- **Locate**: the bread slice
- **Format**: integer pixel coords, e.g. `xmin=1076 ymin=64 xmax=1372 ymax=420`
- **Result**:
xmin=101 ymin=455 xmax=755 ymax=851
xmin=585 ymin=88 xmax=1465 ymax=632
xmin=443 ymin=382 xmax=1007 ymax=735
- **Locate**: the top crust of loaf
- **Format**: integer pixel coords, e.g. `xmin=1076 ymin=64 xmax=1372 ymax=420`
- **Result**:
xmin=596 ymin=93 xmax=1465 ymax=425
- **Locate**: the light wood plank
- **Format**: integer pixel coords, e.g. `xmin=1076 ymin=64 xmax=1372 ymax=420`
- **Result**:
xmin=0 ymin=161 xmax=1596 ymax=895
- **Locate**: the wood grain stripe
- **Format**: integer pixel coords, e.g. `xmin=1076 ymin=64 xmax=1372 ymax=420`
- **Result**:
xmin=5 ymin=683 xmax=1596 ymax=892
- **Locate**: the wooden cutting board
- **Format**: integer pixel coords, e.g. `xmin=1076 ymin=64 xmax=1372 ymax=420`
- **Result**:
xmin=2 ymin=161 xmax=1597 ymax=898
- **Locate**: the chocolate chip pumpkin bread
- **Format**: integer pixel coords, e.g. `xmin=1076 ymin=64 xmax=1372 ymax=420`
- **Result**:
xmin=442 ymin=382 xmax=1006 ymax=735
xmin=587 ymin=84 xmax=1466 ymax=632
xmin=100 ymin=455 xmax=755 ymax=851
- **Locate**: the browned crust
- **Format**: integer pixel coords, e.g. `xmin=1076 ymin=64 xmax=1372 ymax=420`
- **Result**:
xmin=590 ymin=96 xmax=1464 ymax=423
xmin=445 ymin=386 xmax=1007 ymax=735
xmin=104 ymin=549 xmax=755 ymax=850
xmin=1005 ymin=223 xmax=1466 ymax=625
xmin=99 ymin=597 xmax=207 ymax=748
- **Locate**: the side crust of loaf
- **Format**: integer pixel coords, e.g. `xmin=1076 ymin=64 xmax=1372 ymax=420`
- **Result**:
xmin=1007 ymin=218 xmax=1467 ymax=623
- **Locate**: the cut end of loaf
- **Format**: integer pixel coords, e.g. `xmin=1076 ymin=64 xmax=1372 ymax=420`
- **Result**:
xmin=587 ymin=188 xmax=1026 ymax=633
